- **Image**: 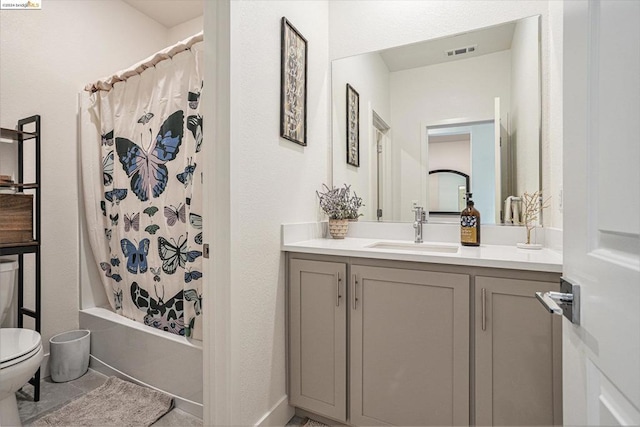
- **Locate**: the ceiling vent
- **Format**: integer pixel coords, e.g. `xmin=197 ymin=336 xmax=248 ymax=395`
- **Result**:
xmin=445 ymin=45 xmax=477 ymax=57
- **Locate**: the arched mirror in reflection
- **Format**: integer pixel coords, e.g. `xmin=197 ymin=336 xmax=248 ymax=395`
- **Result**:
xmin=428 ymin=170 xmax=469 ymax=214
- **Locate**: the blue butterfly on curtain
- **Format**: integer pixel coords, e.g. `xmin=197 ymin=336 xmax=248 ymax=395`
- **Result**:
xmin=184 ymin=269 xmax=202 ymax=283
xmin=158 ymin=235 xmax=202 ymax=275
xmin=105 ymin=188 xmax=128 ymax=205
xmin=131 ymin=282 xmax=185 ymax=335
xmin=116 ymin=110 xmax=184 ymax=202
xmin=120 ymin=238 xmax=150 ymax=274
xmin=177 ymin=159 xmax=197 ymax=187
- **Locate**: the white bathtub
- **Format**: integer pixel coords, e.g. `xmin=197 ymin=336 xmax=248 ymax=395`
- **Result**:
xmin=79 ymin=307 xmax=203 ymax=418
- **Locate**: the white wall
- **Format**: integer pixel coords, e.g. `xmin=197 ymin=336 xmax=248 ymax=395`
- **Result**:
xmin=428 ymin=138 xmax=471 ymax=174
xmin=546 ymin=1 xmax=563 ymax=229
xmin=332 ymin=52 xmax=390 ymax=220
xmin=0 ymin=1 xmax=171 ymax=354
xmin=228 ymin=1 xmax=330 ymax=424
xmin=510 ymin=17 xmax=541 ymax=197
xmin=329 ymin=0 xmax=563 ymax=228
xmin=389 ymin=51 xmax=510 ymax=221
xmin=167 ymin=15 xmax=204 ymax=45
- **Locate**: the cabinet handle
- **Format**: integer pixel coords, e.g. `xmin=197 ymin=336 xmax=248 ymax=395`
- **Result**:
xmin=336 ymin=272 xmax=342 ymax=307
xmin=481 ymin=288 xmax=486 ymax=331
xmin=352 ymin=275 xmax=359 ymax=310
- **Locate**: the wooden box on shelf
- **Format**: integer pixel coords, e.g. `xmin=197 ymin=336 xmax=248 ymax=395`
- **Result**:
xmin=0 ymin=193 xmax=33 ymax=244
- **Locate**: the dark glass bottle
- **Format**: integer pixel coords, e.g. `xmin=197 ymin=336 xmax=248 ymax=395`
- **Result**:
xmin=461 ymin=193 xmax=481 ymax=246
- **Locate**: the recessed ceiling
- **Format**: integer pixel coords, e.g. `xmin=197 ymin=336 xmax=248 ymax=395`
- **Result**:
xmin=380 ymin=22 xmax=517 ymax=72
xmin=122 ymin=0 xmax=203 ymax=28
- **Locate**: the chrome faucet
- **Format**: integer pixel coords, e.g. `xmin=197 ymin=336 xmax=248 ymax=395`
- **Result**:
xmin=413 ymin=206 xmax=427 ymax=243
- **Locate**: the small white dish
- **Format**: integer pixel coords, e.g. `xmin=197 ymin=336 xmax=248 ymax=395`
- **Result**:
xmin=517 ymin=242 xmax=543 ymax=250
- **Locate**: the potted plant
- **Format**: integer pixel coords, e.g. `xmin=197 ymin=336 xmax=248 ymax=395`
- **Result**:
xmin=345 ymin=185 xmax=364 ymax=222
xmin=317 ymin=184 xmax=361 ymax=239
xmin=517 ymin=190 xmax=550 ymax=249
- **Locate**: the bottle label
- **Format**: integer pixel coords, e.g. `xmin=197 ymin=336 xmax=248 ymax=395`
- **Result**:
xmin=461 ymin=215 xmax=478 ymax=243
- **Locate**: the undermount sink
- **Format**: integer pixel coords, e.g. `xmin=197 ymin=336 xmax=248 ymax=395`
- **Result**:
xmin=367 ymin=241 xmax=459 ymax=254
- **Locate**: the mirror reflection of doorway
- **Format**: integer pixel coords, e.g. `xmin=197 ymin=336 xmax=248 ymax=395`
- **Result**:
xmin=373 ymin=111 xmax=390 ymax=221
xmin=426 ymin=120 xmax=496 ymax=221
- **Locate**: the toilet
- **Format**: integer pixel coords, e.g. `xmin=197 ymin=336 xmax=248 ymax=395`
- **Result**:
xmin=0 ymin=259 xmax=43 ymax=427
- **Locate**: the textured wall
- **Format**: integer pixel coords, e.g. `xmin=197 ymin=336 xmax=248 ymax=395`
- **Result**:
xmin=329 ymin=0 xmax=563 ymax=228
xmin=0 ymin=1 xmax=172 ymax=354
xmin=228 ymin=1 xmax=330 ymax=424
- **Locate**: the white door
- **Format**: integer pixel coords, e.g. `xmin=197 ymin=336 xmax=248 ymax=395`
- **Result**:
xmin=563 ymin=1 xmax=640 ymax=425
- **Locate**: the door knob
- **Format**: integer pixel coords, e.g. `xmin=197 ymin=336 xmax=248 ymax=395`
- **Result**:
xmin=536 ymin=277 xmax=580 ymax=325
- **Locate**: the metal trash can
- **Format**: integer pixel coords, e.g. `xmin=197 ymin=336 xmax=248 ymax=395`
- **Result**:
xmin=49 ymin=330 xmax=90 ymax=383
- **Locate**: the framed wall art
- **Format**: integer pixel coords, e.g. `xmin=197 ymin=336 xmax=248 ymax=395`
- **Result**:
xmin=346 ymin=83 xmax=360 ymax=166
xmin=280 ymin=17 xmax=308 ymax=146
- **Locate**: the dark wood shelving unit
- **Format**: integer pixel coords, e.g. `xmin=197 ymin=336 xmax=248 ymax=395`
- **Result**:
xmin=0 ymin=115 xmax=42 ymax=401
xmin=0 ymin=183 xmax=39 ymax=189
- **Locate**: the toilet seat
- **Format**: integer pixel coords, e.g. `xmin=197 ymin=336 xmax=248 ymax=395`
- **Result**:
xmin=0 ymin=328 xmax=42 ymax=370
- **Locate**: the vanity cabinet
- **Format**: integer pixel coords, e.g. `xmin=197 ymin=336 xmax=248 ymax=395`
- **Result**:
xmin=350 ymin=265 xmax=470 ymax=426
xmin=287 ymin=254 xmax=562 ymax=426
xmin=474 ymin=276 xmax=562 ymax=426
xmin=288 ymin=259 xmax=347 ymax=422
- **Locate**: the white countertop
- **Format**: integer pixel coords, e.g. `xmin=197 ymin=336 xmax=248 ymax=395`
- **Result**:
xmin=282 ymin=237 xmax=563 ymax=273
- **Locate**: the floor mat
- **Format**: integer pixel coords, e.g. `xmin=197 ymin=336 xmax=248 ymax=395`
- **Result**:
xmin=31 ymin=376 xmax=173 ymax=427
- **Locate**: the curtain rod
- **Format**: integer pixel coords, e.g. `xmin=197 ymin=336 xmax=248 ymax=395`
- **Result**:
xmin=84 ymin=31 xmax=203 ymax=93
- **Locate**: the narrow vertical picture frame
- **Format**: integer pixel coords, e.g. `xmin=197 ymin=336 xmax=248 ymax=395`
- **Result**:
xmin=346 ymin=83 xmax=360 ymax=166
xmin=280 ymin=17 xmax=308 ymax=146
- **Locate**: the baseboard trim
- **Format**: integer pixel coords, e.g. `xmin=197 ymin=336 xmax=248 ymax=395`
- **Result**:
xmin=255 ymin=395 xmax=294 ymax=426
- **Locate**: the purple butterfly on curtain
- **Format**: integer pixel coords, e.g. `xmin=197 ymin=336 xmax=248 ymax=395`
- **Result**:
xmin=165 ymin=203 xmax=186 ymax=226
xmin=116 ymin=110 xmax=184 ymax=202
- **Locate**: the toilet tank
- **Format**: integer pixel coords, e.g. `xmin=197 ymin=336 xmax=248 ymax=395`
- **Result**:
xmin=0 ymin=259 xmax=18 ymax=326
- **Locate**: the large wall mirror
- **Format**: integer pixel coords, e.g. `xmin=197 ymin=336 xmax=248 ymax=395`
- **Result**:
xmin=331 ymin=15 xmax=541 ymax=224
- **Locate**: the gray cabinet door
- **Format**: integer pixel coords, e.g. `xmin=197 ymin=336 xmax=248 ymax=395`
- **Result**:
xmin=289 ymin=259 xmax=347 ymax=422
xmin=475 ymin=276 xmax=562 ymax=426
xmin=350 ymin=265 xmax=470 ymax=426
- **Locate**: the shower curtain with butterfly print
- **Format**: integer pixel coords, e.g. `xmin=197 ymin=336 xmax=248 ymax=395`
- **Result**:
xmin=84 ymin=42 xmax=204 ymax=340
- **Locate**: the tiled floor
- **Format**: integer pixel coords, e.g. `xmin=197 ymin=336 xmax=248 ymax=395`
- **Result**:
xmin=17 ymin=369 xmax=202 ymax=426
xmin=286 ymin=415 xmax=306 ymax=426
